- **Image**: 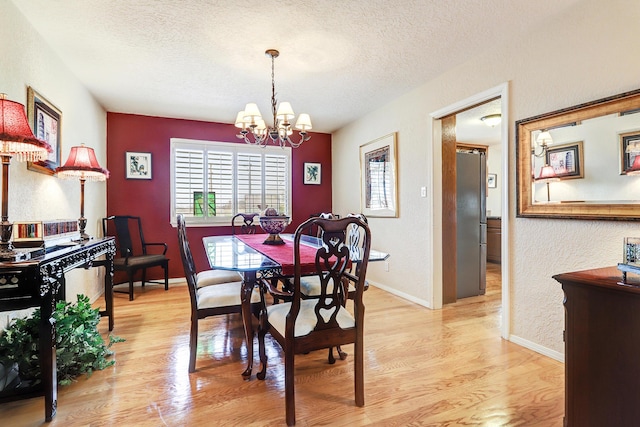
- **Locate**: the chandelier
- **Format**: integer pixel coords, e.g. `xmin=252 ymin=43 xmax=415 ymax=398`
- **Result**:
xmin=235 ymin=49 xmax=312 ymax=148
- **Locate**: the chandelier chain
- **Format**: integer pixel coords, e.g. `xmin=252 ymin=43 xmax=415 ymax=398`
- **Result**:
xmin=271 ymin=54 xmax=278 ymax=129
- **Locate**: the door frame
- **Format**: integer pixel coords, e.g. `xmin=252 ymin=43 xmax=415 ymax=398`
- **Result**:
xmin=429 ymin=82 xmax=510 ymax=339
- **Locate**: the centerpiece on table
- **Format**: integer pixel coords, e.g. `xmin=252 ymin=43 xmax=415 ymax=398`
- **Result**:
xmin=259 ymin=207 xmax=290 ymax=245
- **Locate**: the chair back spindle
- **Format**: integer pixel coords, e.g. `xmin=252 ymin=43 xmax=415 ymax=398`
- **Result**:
xmin=232 ymin=213 xmax=259 ymax=235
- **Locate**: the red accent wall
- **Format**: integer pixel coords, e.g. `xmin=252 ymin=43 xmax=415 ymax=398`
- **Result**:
xmin=106 ymin=113 xmax=332 ymax=279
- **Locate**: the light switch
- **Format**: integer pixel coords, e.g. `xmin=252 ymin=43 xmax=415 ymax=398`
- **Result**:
xmin=420 ymin=186 xmax=427 ymax=197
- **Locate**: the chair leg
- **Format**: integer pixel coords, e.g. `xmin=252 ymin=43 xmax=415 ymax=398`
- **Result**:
xmin=355 ymin=338 xmax=364 ymax=407
xmin=285 ymin=348 xmax=296 ymax=426
xmin=164 ymin=262 xmax=169 ymax=291
xmin=141 ymin=268 xmax=146 ymax=287
xmin=257 ymin=310 xmax=268 ymax=380
xmin=337 ymin=345 xmax=348 ymax=360
xmin=127 ymin=271 xmax=135 ymax=301
xmin=189 ymin=316 xmax=198 ymax=373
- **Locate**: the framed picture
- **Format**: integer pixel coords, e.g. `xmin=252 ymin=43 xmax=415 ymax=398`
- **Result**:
xmin=303 ymin=162 xmax=321 ymax=185
xmin=487 ymin=173 xmax=497 ymax=188
xmin=359 ymin=132 xmax=398 ymax=218
xmin=126 ymin=152 xmax=152 ymax=179
xmin=26 ymin=87 xmax=62 ymax=175
xmin=620 ymin=131 xmax=640 ymax=174
xmin=545 ymin=141 xmax=584 ymax=179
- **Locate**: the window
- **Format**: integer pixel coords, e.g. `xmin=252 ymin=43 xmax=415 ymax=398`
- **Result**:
xmin=171 ymin=139 xmax=291 ymax=225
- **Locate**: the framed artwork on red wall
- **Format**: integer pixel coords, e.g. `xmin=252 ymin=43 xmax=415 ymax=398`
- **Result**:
xmin=304 ymin=162 xmax=321 ymax=185
xmin=126 ymin=152 xmax=152 ymax=179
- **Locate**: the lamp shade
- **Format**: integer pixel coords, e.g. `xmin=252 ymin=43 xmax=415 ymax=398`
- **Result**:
xmin=243 ymin=103 xmax=262 ymax=121
xmin=536 ymin=164 xmax=560 ymax=181
xmin=627 ymin=155 xmax=640 ymax=175
xmin=295 ymin=113 xmax=312 ymax=131
xmin=0 ymin=95 xmax=52 ymax=161
xmin=56 ymin=144 xmax=109 ymax=181
xmin=276 ymin=102 xmax=295 ymax=121
xmin=234 ymin=111 xmax=248 ymax=129
xmin=536 ymin=131 xmax=553 ymax=147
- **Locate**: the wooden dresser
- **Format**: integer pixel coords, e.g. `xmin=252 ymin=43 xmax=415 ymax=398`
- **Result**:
xmin=486 ymin=217 xmax=501 ymax=263
xmin=553 ymin=266 xmax=640 ymax=427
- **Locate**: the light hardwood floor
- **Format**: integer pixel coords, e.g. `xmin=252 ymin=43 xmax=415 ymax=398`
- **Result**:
xmin=1 ymin=263 xmax=564 ymax=426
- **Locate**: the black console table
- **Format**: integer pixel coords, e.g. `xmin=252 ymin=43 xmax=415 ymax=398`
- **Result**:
xmin=0 ymin=237 xmax=115 ymax=422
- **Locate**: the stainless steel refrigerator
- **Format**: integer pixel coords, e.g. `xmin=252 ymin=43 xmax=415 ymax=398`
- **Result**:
xmin=456 ymin=151 xmax=487 ymax=298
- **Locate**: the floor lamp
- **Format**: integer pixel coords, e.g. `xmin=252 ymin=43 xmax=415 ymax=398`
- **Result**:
xmin=56 ymin=144 xmax=109 ymax=241
xmin=0 ymin=94 xmax=52 ymax=260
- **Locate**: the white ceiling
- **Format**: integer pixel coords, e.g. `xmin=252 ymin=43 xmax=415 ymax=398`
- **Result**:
xmin=11 ymin=0 xmax=580 ymax=134
xmin=457 ymin=98 xmax=503 ymax=146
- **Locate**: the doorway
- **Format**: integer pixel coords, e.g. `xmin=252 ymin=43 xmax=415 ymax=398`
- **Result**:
xmin=429 ymin=83 xmax=510 ymax=339
xmin=447 ymin=99 xmax=501 ymax=302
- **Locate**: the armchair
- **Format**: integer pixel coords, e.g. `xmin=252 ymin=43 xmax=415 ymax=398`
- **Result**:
xmin=257 ymin=216 xmax=371 ymax=426
xmin=102 ymin=215 xmax=169 ymax=301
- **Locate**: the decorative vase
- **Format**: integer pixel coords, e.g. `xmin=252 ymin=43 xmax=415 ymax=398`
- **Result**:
xmin=259 ymin=216 xmax=290 ymax=245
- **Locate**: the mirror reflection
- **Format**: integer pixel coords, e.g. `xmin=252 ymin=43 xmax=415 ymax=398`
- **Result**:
xmin=516 ymin=88 xmax=640 ymax=220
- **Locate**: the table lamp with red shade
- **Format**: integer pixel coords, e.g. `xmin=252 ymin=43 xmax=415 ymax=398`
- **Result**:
xmin=56 ymin=144 xmax=109 ymax=241
xmin=0 ymin=94 xmax=52 ymax=260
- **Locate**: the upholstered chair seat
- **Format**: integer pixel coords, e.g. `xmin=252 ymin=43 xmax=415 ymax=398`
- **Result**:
xmin=266 ymin=299 xmax=355 ymax=338
xmin=196 ymin=269 xmax=243 ymax=288
xmin=197 ymin=281 xmax=260 ymax=310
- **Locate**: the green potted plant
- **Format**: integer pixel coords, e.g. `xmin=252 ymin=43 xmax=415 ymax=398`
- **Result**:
xmin=0 ymin=294 xmax=123 ymax=392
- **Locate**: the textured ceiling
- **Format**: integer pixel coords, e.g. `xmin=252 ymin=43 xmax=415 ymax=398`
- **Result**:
xmin=11 ymin=0 xmax=580 ymax=134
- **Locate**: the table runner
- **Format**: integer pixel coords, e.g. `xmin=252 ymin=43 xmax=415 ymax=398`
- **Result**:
xmin=236 ymin=234 xmax=318 ymax=276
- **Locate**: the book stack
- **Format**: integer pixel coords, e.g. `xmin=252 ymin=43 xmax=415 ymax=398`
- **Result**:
xmin=13 ymin=220 xmax=80 ymax=248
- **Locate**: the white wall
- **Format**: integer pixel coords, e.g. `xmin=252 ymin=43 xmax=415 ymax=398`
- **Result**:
xmin=486 ymin=144 xmax=502 ymax=217
xmin=332 ymin=0 xmax=640 ymax=357
xmin=0 ymin=1 xmax=108 ymax=326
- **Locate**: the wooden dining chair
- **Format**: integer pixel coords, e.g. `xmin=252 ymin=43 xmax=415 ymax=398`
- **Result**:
xmin=231 ymin=213 xmax=259 ymax=235
xmin=256 ymin=216 xmax=371 ymax=426
xmin=102 ymin=215 xmax=169 ymax=301
xmin=298 ymin=213 xmax=370 ymax=362
xmin=298 ymin=213 xmax=369 ymax=300
xmin=176 ymin=214 xmax=261 ymax=372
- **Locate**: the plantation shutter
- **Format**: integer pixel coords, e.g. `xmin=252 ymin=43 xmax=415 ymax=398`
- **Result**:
xmin=207 ymin=151 xmax=234 ymax=217
xmin=265 ymin=153 xmax=289 ymax=214
xmin=237 ymin=152 xmax=263 ymax=213
xmin=171 ymin=139 xmax=291 ymax=225
xmin=175 ymin=148 xmax=205 ymax=216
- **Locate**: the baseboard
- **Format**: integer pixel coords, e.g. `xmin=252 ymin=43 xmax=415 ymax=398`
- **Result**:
xmin=113 ymin=277 xmax=186 ymax=288
xmin=508 ymin=334 xmax=564 ymax=363
xmin=368 ymin=280 xmax=434 ymax=309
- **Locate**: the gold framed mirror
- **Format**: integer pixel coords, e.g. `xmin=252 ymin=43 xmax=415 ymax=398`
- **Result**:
xmin=516 ymin=88 xmax=640 ymax=220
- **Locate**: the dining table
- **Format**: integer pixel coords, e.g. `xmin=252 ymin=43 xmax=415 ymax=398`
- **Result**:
xmin=202 ymin=232 xmax=389 ymax=378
